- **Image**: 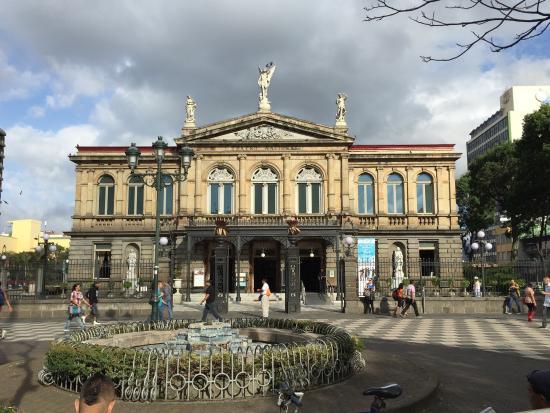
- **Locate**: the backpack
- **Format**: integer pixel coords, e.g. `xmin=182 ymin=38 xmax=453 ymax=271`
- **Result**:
xmin=0 ymin=288 xmax=4 ymax=306
xmin=392 ymin=289 xmax=399 ymax=301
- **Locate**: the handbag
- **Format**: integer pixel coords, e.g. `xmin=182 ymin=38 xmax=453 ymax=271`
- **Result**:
xmin=68 ymin=305 xmax=80 ymax=316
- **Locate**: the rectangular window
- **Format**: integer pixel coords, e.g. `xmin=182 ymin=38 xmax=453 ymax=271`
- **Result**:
xmin=267 ymin=183 xmax=276 ymax=214
xmin=311 ymin=183 xmax=320 ymax=213
xmin=358 ymin=185 xmax=365 ymax=214
xmin=417 ymin=184 xmax=424 ymax=213
xmin=396 ymin=184 xmax=403 ymax=213
xmin=163 ymin=184 xmax=173 ymax=215
xmin=210 ymin=184 xmax=219 ymax=214
xmin=388 ymin=185 xmax=395 ymax=213
xmin=223 ymin=183 xmax=232 ymax=214
xmin=366 ymin=185 xmax=373 ymax=214
xmin=128 ymin=187 xmax=135 ymax=215
xmin=99 ymin=187 xmax=106 ymax=215
xmin=136 ymin=186 xmax=144 ymax=214
xmin=254 ymin=184 xmax=263 ymax=214
xmin=425 ymin=184 xmax=434 ymax=213
xmin=107 ymin=186 xmax=114 ymax=215
xmin=298 ymin=183 xmax=307 ymax=213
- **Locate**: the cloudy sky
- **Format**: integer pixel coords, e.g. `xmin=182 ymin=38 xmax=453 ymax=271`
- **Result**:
xmin=1 ymin=0 xmax=549 ymax=233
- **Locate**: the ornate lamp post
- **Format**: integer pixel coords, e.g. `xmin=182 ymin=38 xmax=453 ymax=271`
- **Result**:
xmin=35 ymin=233 xmax=57 ymax=298
xmin=125 ymin=137 xmax=194 ymax=321
xmin=339 ymin=235 xmax=355 ymax=310
xmin=471 ymin=230 xmax=493 ymax=297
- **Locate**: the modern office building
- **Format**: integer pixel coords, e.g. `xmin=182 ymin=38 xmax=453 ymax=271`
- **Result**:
xmin=466 ymin=86 xmax=550 ymax=165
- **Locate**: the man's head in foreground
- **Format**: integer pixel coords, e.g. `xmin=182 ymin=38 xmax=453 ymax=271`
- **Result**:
xmin=527 ymin=370 xmax=550 ymax=409
xmin=75 ymin=373 xmax=116 ymax=413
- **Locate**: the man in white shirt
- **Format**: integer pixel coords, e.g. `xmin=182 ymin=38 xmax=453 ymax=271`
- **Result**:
xmin=542 ymin=276 xmax=550 ymax=329
xmin=401 ymin=280 xmax=420 ymax=317
xmin=258 ymin=277 xmax=270 ymax=318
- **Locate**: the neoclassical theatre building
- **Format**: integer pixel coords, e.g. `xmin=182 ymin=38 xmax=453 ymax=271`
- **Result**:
xmin=67 ymin=71 xmax=461 ymax=305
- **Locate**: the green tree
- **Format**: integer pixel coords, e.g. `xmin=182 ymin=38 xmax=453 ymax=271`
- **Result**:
xmin=456 ymin=173 xmax=494 ymax=234
xmin=513 ymin=104 xmax=550 ymax=265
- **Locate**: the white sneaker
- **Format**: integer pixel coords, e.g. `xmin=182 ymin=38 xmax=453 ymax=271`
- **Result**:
xmin=81 ymin=315 xmax=87 ymax=323
xmin=93 ymin=321 xmax=101 ymax=325
xmin=64 ymin=328 xmax=70 ymax=332
xmin=1 ymin=329 xmax=6 ymax=339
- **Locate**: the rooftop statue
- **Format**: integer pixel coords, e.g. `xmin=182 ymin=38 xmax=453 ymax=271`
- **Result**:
xmin=335 ymin=93 xmax=348 ymax=127
xmin=258 ymin=62 xmax=276 ymax=112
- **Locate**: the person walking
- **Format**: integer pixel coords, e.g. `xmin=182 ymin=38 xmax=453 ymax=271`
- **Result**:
xmin=64 ymin=284 xmax=89 ymax=332
xmin=392 ymin=282 xmax=404 ymax=318
xmin=0 ymin=281 xmax=13 ymax=339
xmin=524 ymin=282 xmax=537 ymax=322
xmin=200 ymin=279 xmax=222 ymax=322
xmin=162 ymin=279 xmax=173 ymax=321
xmin=542 ymin=276 xmax=550 ymax=328
xmin=258 ymin=277 xmax=271 ymax=318
xmin=401 ymin=280 xmax=420 ymax=318
xmin=506 ymin=279 xmax=522 ymax=314
xmin=85 ymin=282 xmax=101 ymax=325
xmin=473 ymin=276 xmax=482 ymax=298
xmin=363 ymin=277 xmax=376 ymax=314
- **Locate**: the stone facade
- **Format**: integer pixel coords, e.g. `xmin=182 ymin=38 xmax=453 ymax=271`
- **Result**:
xmin=67 ymin=108 xmax=461 ymax=298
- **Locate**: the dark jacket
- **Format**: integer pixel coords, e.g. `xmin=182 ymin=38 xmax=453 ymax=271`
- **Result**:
xmin=86 ymin=286 xmax=99 ymax=304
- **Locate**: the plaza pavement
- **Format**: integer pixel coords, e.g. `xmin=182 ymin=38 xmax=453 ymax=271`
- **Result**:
xmin=1 ymin=302 xmax=549 ymax=412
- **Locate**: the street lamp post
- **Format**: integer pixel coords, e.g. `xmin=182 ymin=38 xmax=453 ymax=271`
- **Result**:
xmin=340 ymin=235 xmax=355 ymax=311
xmin=35 ymin=233 xmax=57 ymax=298
xmin=125 ymin=137 xmax=194 ymax=322
xmin=470 ymin=230 xmax=493 ymax=297
xmin=1 ymin=245 xmax=7 ymax=289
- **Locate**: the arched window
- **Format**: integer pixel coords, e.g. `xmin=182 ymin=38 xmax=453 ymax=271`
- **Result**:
xmin=252 ymin=167 xmax=278 ymax=214
xmin=387 ymin=173 xmax=404 ymax=214
xmin=127 ymin=176 xmax=144 ymax=215
xmin=160 ymin=175 xmax=173 ymax=215
xmin=358 ymin=173 xmax=375 ymax=214
xmin=208 ymin=167 xmax=234 ymax=214
xmin=296 ymin=167 xmax=322 ymax=214
xmin=417 ymin=173 xmax=434 ymax=213
xmin=98 ymin=175 xmax=115 ymax=215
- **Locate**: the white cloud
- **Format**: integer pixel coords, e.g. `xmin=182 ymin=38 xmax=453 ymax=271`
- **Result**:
xmin=0 ymin=124 xmax=100 ymax=231
xmin=0 ymin=50 xmax=48 ymax=101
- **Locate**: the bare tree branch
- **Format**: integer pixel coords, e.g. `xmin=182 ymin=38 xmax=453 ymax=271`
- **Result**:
xmin=364 ymin=0 xmax=550 ymax=61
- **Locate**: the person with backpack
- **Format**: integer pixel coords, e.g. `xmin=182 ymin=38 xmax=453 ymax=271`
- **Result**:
xmin=401 ymin=280 xmax=421 ymax=318
xmin=392 ymin=282 xmax=404 ymax=318
xmin=0 ymin=281 xmax=13 ymax=339
xmin=85 ymin=282 xmax=101 ymax=325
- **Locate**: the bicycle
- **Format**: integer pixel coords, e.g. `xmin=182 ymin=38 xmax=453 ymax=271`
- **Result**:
xmin=361 ymin=383 xmax=402 ymax=413
xmin=275 ymin=381 xmax=304 ymax=413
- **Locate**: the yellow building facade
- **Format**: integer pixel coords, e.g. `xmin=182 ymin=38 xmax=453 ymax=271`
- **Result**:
xmin=67 ymin=105 xmax=461 ymax=296
xmin=0 ymin=219 xmax=70 ymax=253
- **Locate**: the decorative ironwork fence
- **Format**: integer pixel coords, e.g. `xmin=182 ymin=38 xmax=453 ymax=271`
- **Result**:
xmin=39 ymin=318 xmax=364 ymax=402
xmin=359 ymin=258 xmax=549 ymax=297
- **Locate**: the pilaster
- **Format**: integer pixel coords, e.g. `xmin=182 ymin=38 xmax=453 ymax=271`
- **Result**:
xmin=282 ymin=154 xmax=291 ymax=214
xmin=194 ymin=155 xmax=203 ymax=214
xmin=326 ymin=153 xmax=336 ymax=213
xmin=238 ymin=154 xmax=247 ymax=214
xmin=340 ymin=154 xmax=350 ymax=213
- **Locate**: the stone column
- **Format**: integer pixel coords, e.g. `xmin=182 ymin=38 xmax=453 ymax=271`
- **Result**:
xmin=436 ymin=166 xmax=446 ymax=215
xmin=238 ymin=154 xmax=247 ymax=214
xmin=343 ymin=255 xmax=362 ymax=314
xmin=376 ymin=167 xmax=385 ymax=214
xmin=406 ymin=167 xmax=416 ymax=215
xmin=282 ymin=154 xmax=292 ymax=214
xmin=87 ymin=170 xmax=94 ymax=215
xmin=326 ymin=153 xmax=335 ymax=213
xmin=115 ymin=169 xmax=124 ymax=215
xmin=340 ymin=154 xmax=350 ymax=213
xmin=194 ymin=155 xmax=203 ymax=214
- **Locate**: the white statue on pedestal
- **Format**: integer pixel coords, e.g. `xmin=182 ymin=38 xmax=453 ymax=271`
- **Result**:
xmin=392 ymin=247 xmax=405 ymax=289
xmin=258 ymin=62 xmax=276 ymax=112
xmin=335 ymin=93 xmax=348 ymax=127
xmin=184 ymin=95 xmax=197 ymax=127
xmin=126 ymin=248 xmax=138 ymax=293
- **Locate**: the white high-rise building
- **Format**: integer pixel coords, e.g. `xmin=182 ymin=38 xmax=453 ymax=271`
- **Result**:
xmin=466 ymin=86 xmax=550 ymax=165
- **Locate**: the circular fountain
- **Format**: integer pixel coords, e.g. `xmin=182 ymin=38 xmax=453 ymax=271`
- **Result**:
xmin=39 ymin=318 xmax=364 ymax=402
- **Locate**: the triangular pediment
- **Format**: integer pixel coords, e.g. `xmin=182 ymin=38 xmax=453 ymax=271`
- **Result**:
xmin=175 ymin=112 xmax=354 ymax=146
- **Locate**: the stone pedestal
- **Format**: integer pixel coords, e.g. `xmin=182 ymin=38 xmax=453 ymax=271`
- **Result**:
xmin=173 ymin=278 xmax=183 ymax=304
xmin=258 ymin=99 xmax=271 ymax=112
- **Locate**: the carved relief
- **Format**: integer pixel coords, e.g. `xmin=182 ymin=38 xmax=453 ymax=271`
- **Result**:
xmin=235 ymin=126 xmax=291 ymax=140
